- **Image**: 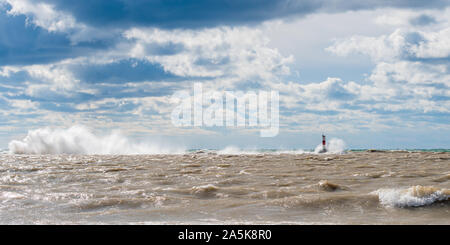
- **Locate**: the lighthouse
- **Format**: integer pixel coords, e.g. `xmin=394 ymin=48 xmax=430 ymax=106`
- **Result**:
xmin=319 ymin=134 xmax=327 ymax=153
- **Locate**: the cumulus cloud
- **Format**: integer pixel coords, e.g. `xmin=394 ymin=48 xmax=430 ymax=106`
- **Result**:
xmin=327 ymin=28 xmax=450 ymax=61
xmin=4 ymin=0 xmax=78 ymax=32
xmin=1 ymin=0 xmax=110 ymax=44
xmin=323 ymin=8 xmax=450 ymax=115
xmin=1 ymin=1 xmax=450 ymax=148
xmin=123 ymin=27 xmax=293 ymax=81
xmin=8 ymin=99 xmax=38 ymax=110
xmin=0 ymin=22 xmax=296 ymax=142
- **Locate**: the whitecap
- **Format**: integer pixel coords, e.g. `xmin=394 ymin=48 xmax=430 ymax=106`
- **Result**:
xmin=372 ymin=185 xmax=450 ymax=207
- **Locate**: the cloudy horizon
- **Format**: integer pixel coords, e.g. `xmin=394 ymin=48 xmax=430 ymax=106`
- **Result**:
xmin=1 ymin=0 xmax=449 ymax=150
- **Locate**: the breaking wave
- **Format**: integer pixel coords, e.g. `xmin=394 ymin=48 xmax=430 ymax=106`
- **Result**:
xmin=314 ymin=138 xmax=346 ymax=154
xmin=8 ymin=125 xmax=186 ymax=155
xmin=191 ymin=184 xmax=220 ymax=198
xmin=216 ymin=146 xmax=307 ymax=155
xmin=217 ymin=138 xmax=346 ymax=155
xmin=318 ymin=180 xmax=345 ymax=192
xmin=217 ymin=146 xmax=261 ymax=155
xmin=9 ymin=127 xmax=347 ymax=155
xmin=373 ymin=185 xmax=450 ymax=208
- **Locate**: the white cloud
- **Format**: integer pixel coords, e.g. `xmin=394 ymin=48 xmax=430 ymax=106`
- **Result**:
xmin=8 ymin=99 xmax=38 ymax=110
xmin=4 ymin=0 xmax=78 ymax=32
xmin=0 ymin=66 xmax=20 ymax=77
xmin=410 ymin=28 xmax=450 ymax=58
xmin=328 ymin=28 xmax=450 ymax=61
xmin=23 ymin=64 xmax=80 ymax=96
xmin=323 ymin=8 xmax=450 ymax=115
xmin=1 ymin=4 xmax=449 ymax=141
xmin=123 ymin=27 xmax=293 ymax=81
xmin=2 ymin=0 xmax=119 ymax=44
xmin=0 ymin=62 xmax=83 ymax=99
xmin=326 ymin=29 xmax=411 ymax=62
xmin=369 ymin=61 xmax=449 ymax=86
xmin=327 ymin=7 xmax=450 ymax=61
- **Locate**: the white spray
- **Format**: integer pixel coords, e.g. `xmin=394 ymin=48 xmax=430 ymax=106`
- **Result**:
xmin=314 ymin=138 xmax=346 ymax=154
xmin=8 ymin=125 xmax=186 ymax=155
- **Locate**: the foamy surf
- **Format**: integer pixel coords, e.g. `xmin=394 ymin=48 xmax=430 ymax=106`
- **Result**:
xmin=8 ymin=125 xmax=186 ymax=155
xmin=217 ymin=146 xmax=260 ymax=155
xmin=216 ymin=147 xmax=307 ymax=155
xmin=373 ymin=186 xmax=450 ymax=208
xmin=8 ymin=126 xmax=347 ymax=155
xmin=216 ymin=139 xmax=346 ymax=155
xmin=314 ymin=138 xmax=346 ymax=154
xmin=191 ymin=184 xmax=220 ymax=198
xmin=0 ymin=151 xmax=449 ymax=224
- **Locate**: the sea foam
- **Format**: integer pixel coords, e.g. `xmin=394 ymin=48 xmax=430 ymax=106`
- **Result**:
xmin=217 ymin=138 xmax=346 ymax=155
xmin=8 ymin=125 xmax=185 ymax=155
xmin=373 ymin=185 xmax=450 ymax=207
xmin=314 ymin=138 xmax=346 ymax=154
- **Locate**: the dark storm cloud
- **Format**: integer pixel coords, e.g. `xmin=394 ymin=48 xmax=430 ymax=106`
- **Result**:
xmin=1 ymin=0 xmax=449 ymax=66
xmin=44 ymin=0 xmax=450 ymax=29
xmin=0 ymin=10 xmax=113 ymax=66
xmin=44 ymin=0 xmax=320 ymax=29
xmin=0 ymin=12 xmax=74 ymax=65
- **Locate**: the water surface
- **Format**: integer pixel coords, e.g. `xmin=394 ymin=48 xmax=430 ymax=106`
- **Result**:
xmin=0 ymin=151 xmax=449 ymax=224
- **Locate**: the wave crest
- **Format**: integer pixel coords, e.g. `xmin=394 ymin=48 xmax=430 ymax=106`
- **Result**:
xmin=8 ymin=125 xmax=185 ymax=155
xmin=314 ymin=138 xmax=346 ymax=154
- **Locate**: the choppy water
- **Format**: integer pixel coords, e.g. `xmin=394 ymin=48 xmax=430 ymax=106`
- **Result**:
xmin=0 ymin=151 xmax=449 ymax=224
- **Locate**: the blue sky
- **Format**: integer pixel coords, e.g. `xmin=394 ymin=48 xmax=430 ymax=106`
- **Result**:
xmin=0 ymin=0 xmax=449 ymax=150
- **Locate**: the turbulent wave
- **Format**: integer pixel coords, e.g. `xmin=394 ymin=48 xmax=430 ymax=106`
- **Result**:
xmin=273 ymin=193 xmax=380 ymax=209
xmin=9 ymin=128 xmax=348 ymax=155
xmin=373 ymin=186 xmax=450 ymax=208
xmin=314 ymin=138 xmax=346 ymax=154
xmin=217 ymin=146 xmax=307 ymax=155
xmin=318 ymin=180 xmax=345 ymax=191
xmin=217 ymin=146 xmax=262 ymax=155
xmin=191 ymin=184 xmax=220 ymax=198
xmin=8 ymin=125 xmax=186 ymax=155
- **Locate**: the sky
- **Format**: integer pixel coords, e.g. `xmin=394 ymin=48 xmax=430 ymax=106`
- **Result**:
xmin=0 ymin=0 xmax=449 ymax=150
